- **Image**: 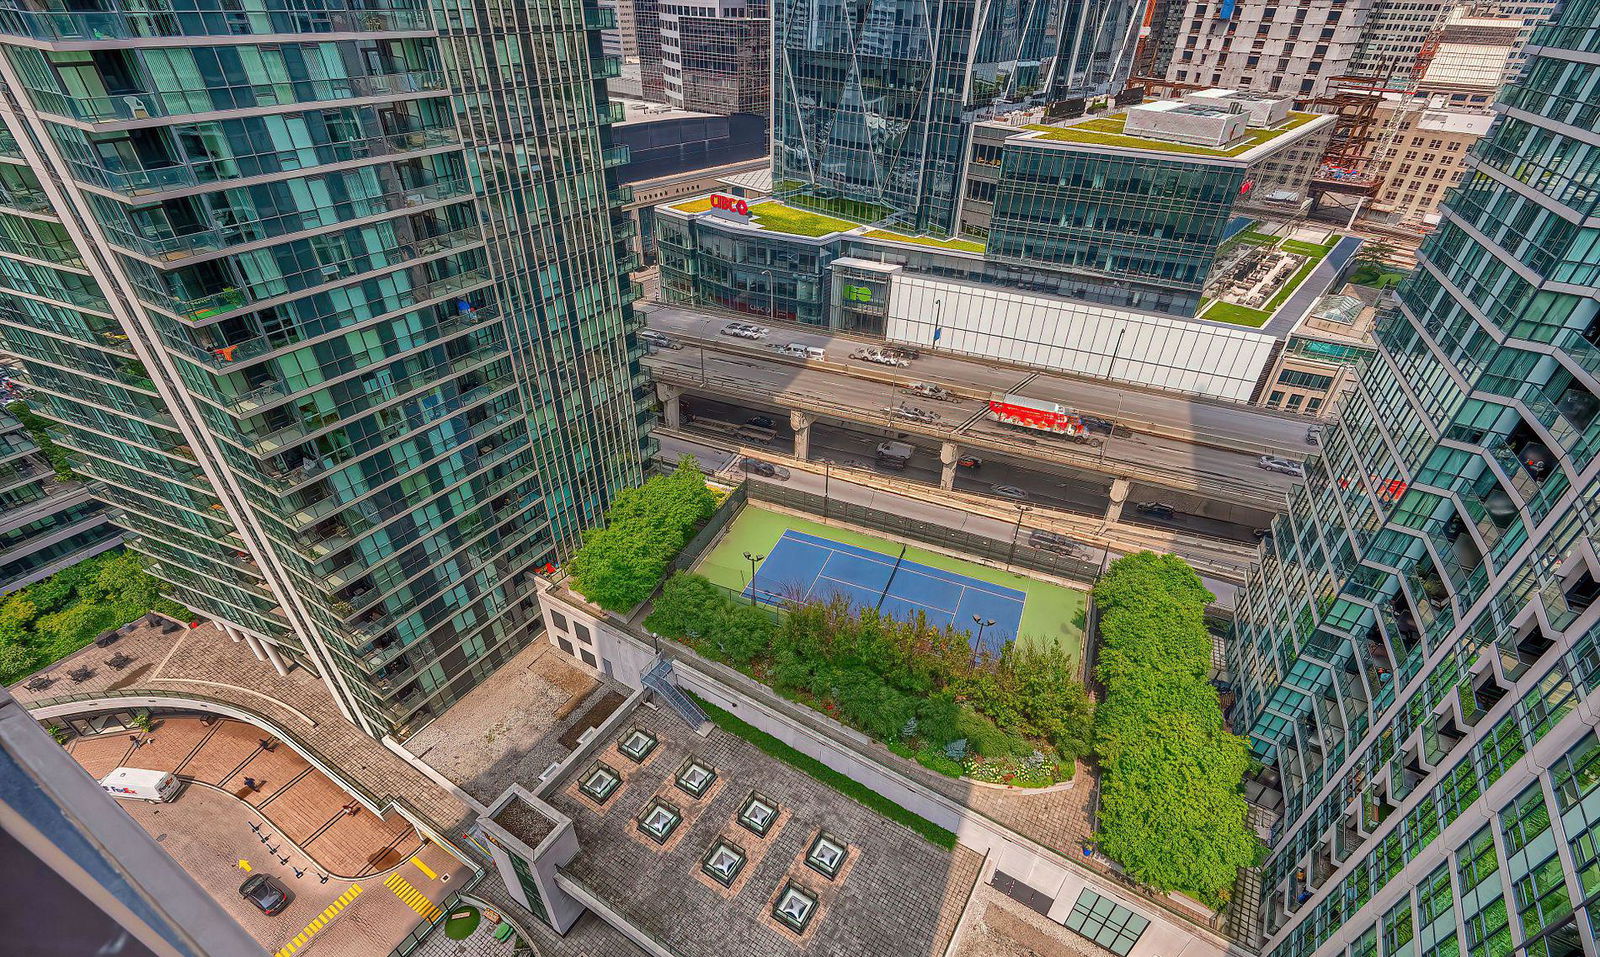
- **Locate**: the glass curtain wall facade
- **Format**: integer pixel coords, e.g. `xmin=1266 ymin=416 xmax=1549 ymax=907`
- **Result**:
xmin=0 ymin=411 xmax=118 ymax=595
xmin=771 ymin=0 xmax=1140 ymax=236
xmin=0 ymin=0 xmax=651 ymax=737
xmin=1231 ymin=5 xmax=1600 ymax=957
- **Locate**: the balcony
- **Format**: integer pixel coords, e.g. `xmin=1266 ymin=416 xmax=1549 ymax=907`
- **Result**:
xmin=602 ymin=145 xmax=630 ymax=169
xmin=0 ymin=187 xmax=53 ymax=214
xmin=608 ymin=184 xmax=634 ymax=207
xmin=0 ymin=5 xmax=431 ymax=42
xmin=26 ymin=71 xmax=448 ymax=124
xmin=597 ymin=100 xmax=625 ymax=125
xmin=583 ymin=7 xmax=617 ymax=30
xmin=590 ymin=55 xmax=622 ymax=79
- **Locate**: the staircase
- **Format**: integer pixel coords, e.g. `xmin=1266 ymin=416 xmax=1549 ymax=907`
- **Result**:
xmin=642 ymin=657 xmax=709 ymax=731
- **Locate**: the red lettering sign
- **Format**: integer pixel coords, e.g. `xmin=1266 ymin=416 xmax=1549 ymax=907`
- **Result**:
xmin=709 ymin=193 xmax=750 ymax=217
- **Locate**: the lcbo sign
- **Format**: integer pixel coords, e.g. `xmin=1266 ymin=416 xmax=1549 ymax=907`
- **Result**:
xmin=709 ymin=193 xmax=750 ymax=217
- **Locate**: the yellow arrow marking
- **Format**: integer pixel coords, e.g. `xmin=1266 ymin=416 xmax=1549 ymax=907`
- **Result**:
xmin=237 ymin=859 xmax=252 ymax=872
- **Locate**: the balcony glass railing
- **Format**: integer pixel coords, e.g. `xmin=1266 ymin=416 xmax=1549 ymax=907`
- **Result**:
xmin=0 ymin=4 xmax=431 ymax=42
xmin=25 ymin=71 xmax=446 ymax=123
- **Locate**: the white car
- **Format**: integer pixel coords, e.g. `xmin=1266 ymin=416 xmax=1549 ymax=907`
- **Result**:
xmin=992 ymin=484 xmax=1029 ymax=500
xmin=1259 ymin=455 xmax=1306 ymax=477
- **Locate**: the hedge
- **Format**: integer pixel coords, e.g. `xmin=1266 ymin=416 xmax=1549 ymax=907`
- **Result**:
xmin=565 ymin=457 xmax=716 ymax=611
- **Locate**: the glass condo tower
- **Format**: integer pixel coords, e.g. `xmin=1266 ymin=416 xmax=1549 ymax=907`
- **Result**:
xmin=0 ymin=0 xmax=653 ymax=736
xmin=1231 ymin=4 xmax=1600 ymax=957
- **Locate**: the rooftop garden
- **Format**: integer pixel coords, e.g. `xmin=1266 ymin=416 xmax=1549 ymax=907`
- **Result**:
xmin=566 ymin=457 xmax=718 ymax=612
xmin=1091 ymin=553 xmax=1261 ymax=906
xmin=1 ymin=550 xmax=189 ymax=685
xmin=646 ymin=572 xmax=1092 ymax=788
xmin=1024 ymin=110 xmax=1319 ymax=158
xmin=860 ymin=229 xmax=986 ymax=254
xmin=1198 ymin=231 xmax=1343 ymax=328
xmin=672 ymin=194 xmax=989 ymax=253
xmin=746 ymin=201 xmax=859 ymax=238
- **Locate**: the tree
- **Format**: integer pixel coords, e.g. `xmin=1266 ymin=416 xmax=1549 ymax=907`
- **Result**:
xmin=1353 ymin=238 xmax=1398 ymax=272
xmin=93 ymin=551 xmax=159 ymax=606
xmin=567 ymin=457 xmax=718 ymax=611
xmin=0 ymin=639 xmax=36 ymax=684
xmin=643 ymin=573 xmax=726 ymax=639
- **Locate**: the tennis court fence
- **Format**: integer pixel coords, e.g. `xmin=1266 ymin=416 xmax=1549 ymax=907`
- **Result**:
xmin=743 ymin=481 xmax=1102 ymax=584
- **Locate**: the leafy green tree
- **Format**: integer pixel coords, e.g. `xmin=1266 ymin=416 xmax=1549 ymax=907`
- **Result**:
xmin=0 ymin=638 xmax=36 ymax=684
xmin=643 ymin=573 xmax=726 ymax=639
xmin=1353 ymin=238 xmax=1397 ymax=272
xmin=94 ymin=551 xmax=159 ymax=606
xmin=567 ymin=457 xmax=718 ymax=611
xmin=716 ymin=603 xmax=776 ymax=667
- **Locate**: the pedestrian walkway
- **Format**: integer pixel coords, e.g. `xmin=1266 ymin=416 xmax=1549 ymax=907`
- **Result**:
xmin=384 ymin=871 xmax=445 ymax=922
xmin=274 ymin=884 xmax=363 ymax=957
xmin=66 ymin=714 xmax=421 ymax=878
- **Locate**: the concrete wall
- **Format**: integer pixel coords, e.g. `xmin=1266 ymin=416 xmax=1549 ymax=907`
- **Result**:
xmin=885 ymin=274 xmax=1278 ymax=403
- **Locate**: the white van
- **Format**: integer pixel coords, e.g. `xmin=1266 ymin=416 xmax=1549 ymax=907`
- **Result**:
xmin=805 ymin=346 xmax=826 ymax=360
xmin=100 ymin=767 xmax=181 ymax=803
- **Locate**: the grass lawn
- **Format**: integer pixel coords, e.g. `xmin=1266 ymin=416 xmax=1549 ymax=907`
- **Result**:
xmin=1351 ymin=263 xmax=1406 ymax=289
xmin=747 ymin=200 xmax=859 ymax=238
xmin=1024 ymin=110 xmax=1319 ymax=157
xmin=861 ymin=229 xmax=986 ymax=254
xmin=1200 ymin=300 xmax=1271 ymax=327
xmin=670 ymin=196 xmax=715 ymax=213
xmin=694 ymin=506 xmax=1087 ymax=665
xmin=690 ymin=693 xmax=957 ymax=848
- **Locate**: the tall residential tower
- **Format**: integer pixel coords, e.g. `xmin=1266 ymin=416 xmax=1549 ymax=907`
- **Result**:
xmin=1230 ymin=3 xmax=1600 ymax=956
xmin=0 ymin=0 xmax=653 ymax=737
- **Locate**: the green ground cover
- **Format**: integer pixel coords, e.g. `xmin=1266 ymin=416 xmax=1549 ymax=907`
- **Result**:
xmin=1200 ymin=301 xmax=1271 ymax=328
xmin=694 ymin=505 xmax=1086 ymax=662
xmin=0 ymin=550 xmax=189 ymax=685
xmin=1350 ymin=263 xmax=1406 ymax=289
xmin=860 ymin=229 xmax=986 ymax=254
xmin=1025 ymin=110 xmax=1318 ymax=157
xmin=691 ymin=693 xmax=957 ymax=848
xmin=747 ymin=201 xmax=861 ymax=238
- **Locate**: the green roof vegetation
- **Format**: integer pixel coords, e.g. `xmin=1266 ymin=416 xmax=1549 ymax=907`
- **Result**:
xmin=746 ymin=200 xmax=860 ymax=238
xmin=1 ymin=550 xmax=190 ymax=686
xmin=671 ymin=196 xmax=716 ymax=213
xmin=1092 ymin=553 xmax=1261 ymax=905
xmin=861 ymin=229 xmax=986 ymax=254
xmin=1023 ymin=110 xmax=1320 ymax=157
xmin=1200 ymin=301 xmax=1271 ymax=327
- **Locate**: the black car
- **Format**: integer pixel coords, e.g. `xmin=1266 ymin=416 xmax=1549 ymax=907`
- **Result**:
xmin=239 ymin=874 xmax=292 ymax=916
xmin=739 ymin=458 xmax=791 ymax=480
xmin=1079 ymin=415 xmax=1115 ymax=435
xmin=746 ymin=415 xmax=775 ymax=430
xmin=1135 ymin=502 xmax=1176 ymax=519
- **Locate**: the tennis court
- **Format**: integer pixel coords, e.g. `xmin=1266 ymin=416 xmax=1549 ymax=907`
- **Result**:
xmin=746 ymin=530 xmax=1027 ymax=655
xmin=696 ymin=506 xmax=1087 ymax=663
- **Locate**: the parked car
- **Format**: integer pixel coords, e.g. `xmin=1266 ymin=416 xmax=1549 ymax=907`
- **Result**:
xmin=740 ymin=458 xmax=791 ymax=480
xmin=1135 ymin=502 xmax=1175 ymax=519
xmin=239 ymin=875 xmax=292 ymax=916
xmin=1259 ymin=455 xmax=1306 ymax=477
xmin=992 ymin=484 xmax=1029 ymax=500
xmin=957 ymin=455 xmax=983 ymax=469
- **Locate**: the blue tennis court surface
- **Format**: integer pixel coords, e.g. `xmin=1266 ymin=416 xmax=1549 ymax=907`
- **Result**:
xmin=745 ymin=530 xmax=1025 ymax=655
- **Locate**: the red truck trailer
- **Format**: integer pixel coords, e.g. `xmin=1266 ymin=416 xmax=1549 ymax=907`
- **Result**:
xmin=986 ymin=394 xmax=1103 ymax=446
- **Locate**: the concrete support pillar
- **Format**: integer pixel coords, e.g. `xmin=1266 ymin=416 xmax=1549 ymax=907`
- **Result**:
xmin=242 ymin=631 xmax=268 ymax=663
xmin=790 ymin=410 xmax=813 ymax=461
xmin=260 ymin=639 xmax=289 ymax=677
xmin=939 ymin=441 xmax=959 ymax=491
xmin=1106 ymin=478 xmax=1131 ymax=524
xmin=658 ymin=384 xmax=683 ymax=430
xmin=221 ymin=623 xmax=243 ymax=643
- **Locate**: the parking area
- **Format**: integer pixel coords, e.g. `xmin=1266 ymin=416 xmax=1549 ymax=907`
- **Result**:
xmin=64 ymin=714 xmax=470 ymax=956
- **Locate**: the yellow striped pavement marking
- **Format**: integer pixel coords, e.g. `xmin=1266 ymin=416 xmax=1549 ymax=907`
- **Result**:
xmin=274 ymin=885 xmax=362 ymax=957
xmin=410 ymin=856 xmax=438 ymax=880
xmin=384 ymin=872 xmax=444 ymax=922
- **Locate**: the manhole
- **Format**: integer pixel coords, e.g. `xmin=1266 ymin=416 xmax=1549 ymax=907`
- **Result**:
xmin=155 ymin=833 xmax=167 ymax=842
xmin=441 ymin=874 xmax=450 ymax=883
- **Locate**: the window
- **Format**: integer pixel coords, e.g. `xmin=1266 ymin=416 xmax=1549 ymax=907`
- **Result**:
xmin=557 ymin=637 xmax=574 ymax=655
xmin=550 ymin=610 xmax=568 ymax=631
xmin=619 ymin=728 xmax=658 ymax=762
xmin=738 ymin=791 xmax=778 ymax=836
xmin=806 ymin=832 xmax=848 ymax=879
xmin=579 ymin=762 xmax=621 ymax=804
xmin=1061 ymin=890 xmax=1150 ymax=956
xmin=579 ymin=650 xmax=596 ymax=667
xmin=636 ymin=798 xmax=682 ymax=844
xmin=701 ymin=838 xmax=746 ymax=886
xmin=772 ymin=881 xmax=817 ymax=932
xmin=575 ymin=623 xmax=591 ymax=644
xmin=675 ymin=757 xmax=717 ymax=798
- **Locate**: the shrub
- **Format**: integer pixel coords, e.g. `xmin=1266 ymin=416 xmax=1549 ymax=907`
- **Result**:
xmin=568 ymin=457 xmax=717 ymax=611
xmin=1091 ymin=552 xmax=1260 ymax=904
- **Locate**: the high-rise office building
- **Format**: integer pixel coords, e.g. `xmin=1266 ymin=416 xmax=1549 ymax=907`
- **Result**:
xmin=1162 ymin=0 xmax=1374 ymax=97
xmin=632 ymin=0 xmax=769 ymax=118
xmin=1230 ymin=4 xmax=1600 ymax=956
xmin=772 ymin=0 xmax=1142 ymax=236
xmin=0 ymin=0 xmax=653 ymax=737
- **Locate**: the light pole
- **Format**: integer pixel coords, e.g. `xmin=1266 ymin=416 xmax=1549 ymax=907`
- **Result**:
xmin=931 ymin=298 xmax=944 ymax=350
xmin=743 ymin=551 xmax=766 ymax=605
xmin=823 ymin=460 xmax=831 ymax=520
xmin=1006 ymin=504 xmax=1032 ymax=568
xmin=760 ymin=267 xmax=774 ymax=319
xmin=972 ymin=614 xmax=996 ymax=648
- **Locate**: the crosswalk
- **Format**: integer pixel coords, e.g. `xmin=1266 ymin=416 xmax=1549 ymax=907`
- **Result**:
xmin=273 ymin=884 xmax=361 ymax=957
xmin=384 ymin=871 xmax=443 ymax=922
